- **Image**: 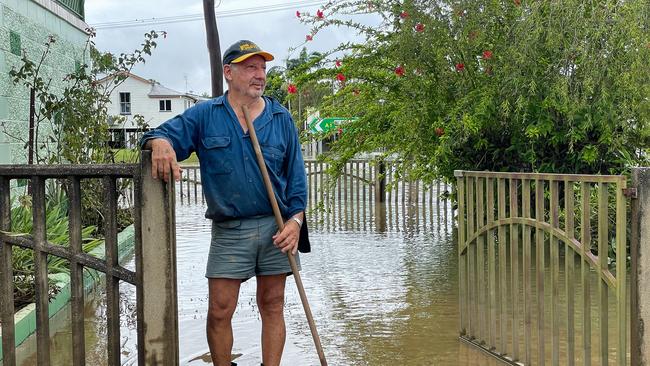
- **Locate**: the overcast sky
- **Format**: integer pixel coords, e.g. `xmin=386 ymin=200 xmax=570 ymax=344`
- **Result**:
xmin=85 ymin=0 xmax=365 ymax=95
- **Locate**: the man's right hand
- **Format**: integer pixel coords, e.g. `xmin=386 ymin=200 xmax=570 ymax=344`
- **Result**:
xmin=146 ymin=138 xmax=181 ymax=182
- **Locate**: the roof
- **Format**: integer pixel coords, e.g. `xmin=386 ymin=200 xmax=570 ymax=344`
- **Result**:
xmin=96 ymin=71 xmax=152 ymax=85
xmin=97 ymin=71 xmax=204 ymax=100
xmin=148 ymin=83 xmax=185 ymax=97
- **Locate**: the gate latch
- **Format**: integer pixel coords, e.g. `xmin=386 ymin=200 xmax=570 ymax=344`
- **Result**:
xmin=623 ymin=188 xmax=638 ymax=199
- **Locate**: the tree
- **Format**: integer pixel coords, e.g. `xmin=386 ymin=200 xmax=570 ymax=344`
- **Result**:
xmin=7 ymin=29 xmax=163 ymax=165
xmin=294 ymin=0 xmax=650 ymax=182
xmin=264 ymin=47 xmax=331 ymax=127
xmin=7 ymin=29 xmax=163 ymax=231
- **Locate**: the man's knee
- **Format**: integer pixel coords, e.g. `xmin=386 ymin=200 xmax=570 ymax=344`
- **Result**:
xmin=258 ymin=292 xmax=284 ymax=317
xmin=208 ymin=299 xmax=236 ymax=324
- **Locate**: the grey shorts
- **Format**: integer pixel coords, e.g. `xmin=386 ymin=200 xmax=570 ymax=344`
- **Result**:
xmin=205 ymin=215 xmax=300 ymax=280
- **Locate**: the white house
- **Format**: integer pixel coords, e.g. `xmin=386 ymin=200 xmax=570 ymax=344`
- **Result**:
xmin=99 ymin=72 xmax=209 ymax=148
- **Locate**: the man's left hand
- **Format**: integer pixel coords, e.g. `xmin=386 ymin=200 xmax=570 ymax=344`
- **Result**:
xmin=272 ymin=219 xmax=300 ymax=255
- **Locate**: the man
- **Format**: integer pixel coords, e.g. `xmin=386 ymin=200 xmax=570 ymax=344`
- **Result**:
xmin=141 ymin=40 xmax=307 ymax=366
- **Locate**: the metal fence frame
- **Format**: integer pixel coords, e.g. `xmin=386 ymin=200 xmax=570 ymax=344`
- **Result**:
xmin=0 ymin=151 xmax=178 ymax=365
xmin=455 ymin=170 xmax=629 ymax=366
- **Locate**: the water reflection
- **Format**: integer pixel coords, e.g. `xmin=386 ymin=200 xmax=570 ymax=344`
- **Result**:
xmin=16 ymin=195 xmax=495 ymax=365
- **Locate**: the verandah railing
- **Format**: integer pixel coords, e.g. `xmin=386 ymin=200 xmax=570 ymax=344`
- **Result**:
xmin=0 ymin=152 xmax=178 ymax=365
xmin=455 ymin=170 xmax=630 ymax=365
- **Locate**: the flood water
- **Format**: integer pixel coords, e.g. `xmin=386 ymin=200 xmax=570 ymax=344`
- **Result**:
xmin=16 ymin=188 xmax=497 ymax=365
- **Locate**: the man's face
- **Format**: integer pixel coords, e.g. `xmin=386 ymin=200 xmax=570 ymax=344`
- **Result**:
xmin=225 ymin=55 xmax=267 ymax=99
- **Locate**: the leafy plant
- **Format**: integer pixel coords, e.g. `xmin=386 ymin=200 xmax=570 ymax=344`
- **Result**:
xmin=9 ymin=186 xmax=102 ymax=310
xmin=292 ymin=0 xmax=650 ymax=184
xmin=4 ymin=29 xmax=163 ymax=231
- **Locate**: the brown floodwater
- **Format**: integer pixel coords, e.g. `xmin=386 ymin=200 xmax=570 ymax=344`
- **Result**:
xmin=16 ymin=189 xmax=498 ymax=365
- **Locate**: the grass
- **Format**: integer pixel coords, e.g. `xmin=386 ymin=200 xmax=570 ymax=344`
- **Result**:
xmin=112 ymin=149 xmax=199 ymax=166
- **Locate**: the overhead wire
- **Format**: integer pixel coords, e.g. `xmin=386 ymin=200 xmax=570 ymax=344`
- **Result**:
xmin=91 ymin=0 xmax=328 ymax=29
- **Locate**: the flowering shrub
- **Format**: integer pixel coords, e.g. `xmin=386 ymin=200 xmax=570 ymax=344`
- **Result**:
xmin=293 ymin=0 xmax=650 ymax=182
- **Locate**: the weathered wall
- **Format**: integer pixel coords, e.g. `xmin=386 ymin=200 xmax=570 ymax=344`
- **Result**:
xmin=0 ymin=0 xmax=88 ymax=165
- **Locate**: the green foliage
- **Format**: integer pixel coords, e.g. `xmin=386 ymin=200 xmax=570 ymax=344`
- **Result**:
xmin=294 ymin=0 xmax=650 ymax=182
xmin=264 ymin=48 xmax=332 ymax=126
xmin=6 ymin=30 xmax=162 ymax=165
xmin=5 ymin=30 xmax=163 ymax=232
xmin=8 ymin=186 xmax=102 ymax=310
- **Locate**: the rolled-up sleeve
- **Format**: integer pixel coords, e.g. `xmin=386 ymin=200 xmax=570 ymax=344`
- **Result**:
xmin=140 ymin=107 xmax=201 ymax=161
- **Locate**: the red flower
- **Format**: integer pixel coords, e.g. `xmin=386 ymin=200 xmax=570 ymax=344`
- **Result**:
xmin=400 ymin=11 xmax=409 ymax=19
xmin=336 ymin=73 xmax=346 ymax=82
xmin=482 ymin=50 xmax=493 ymax=59
xmin=394 ymin=65 xmax=405 ymax=76
xmin=455 ymin=63 xmax=465 ymax=72
xmin=415 ymin=23 xmax=425 ymax=32
xmin=306 ymin=34 xmax=313 ymax=41
xmin=338 ymin=127 xmax=343 ymax=136
xmin=316 ymin=9 xmax=324 ymax=19
xmin=435 ymin=127 xmax=445 ymax=137
xmin=287 ymin=84 xmax=297 ymax=94
xmin=514 ymin=0 xmax=521 ymax=6
xmin=335 ymin=59 xmax=342 ymax=67
xmin=296 ymin=10 xmax=301 ymax=18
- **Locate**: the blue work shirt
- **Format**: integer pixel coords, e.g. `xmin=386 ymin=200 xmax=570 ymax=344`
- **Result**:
xmin=140 ymin=93 xmax=307 ymax=222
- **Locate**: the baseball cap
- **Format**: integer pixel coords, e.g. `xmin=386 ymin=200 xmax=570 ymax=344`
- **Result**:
xmin=223 ymin=40 xmax=274 ymax=65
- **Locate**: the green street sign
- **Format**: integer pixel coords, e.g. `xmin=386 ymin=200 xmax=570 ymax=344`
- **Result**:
xmin=308 ymin=117 xmax=356 ymax=133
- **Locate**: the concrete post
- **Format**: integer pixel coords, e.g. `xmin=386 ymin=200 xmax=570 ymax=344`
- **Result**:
xmin=632 ymin=167 xmax=650 ymax=365
xmin=374 ymin=160 xmax=386 ymax=232
xmin=139 ymin=151 xmax=179 ymax=365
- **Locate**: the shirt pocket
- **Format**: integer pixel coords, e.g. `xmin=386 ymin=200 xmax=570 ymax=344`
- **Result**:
xmin=202 ymin=136 xmax=233 ymax=175
xmin=261 ymin=144 xmax=284 ymax=175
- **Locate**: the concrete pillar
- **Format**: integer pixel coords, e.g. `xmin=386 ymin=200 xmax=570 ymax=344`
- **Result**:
xmin=374 ymin=160 xmax=386 ymax=232
xmin=139 ymin=151 xmax=179 ymax=365
xmin=632 ymin=167 xmax=650 ymax=365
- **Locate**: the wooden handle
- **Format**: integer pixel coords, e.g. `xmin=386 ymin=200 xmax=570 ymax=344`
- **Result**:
xmin=241 ymin=105 xmax=328 ymax=366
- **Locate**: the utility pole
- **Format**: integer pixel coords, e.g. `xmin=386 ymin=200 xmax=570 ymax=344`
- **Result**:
xmin=203 ymin=0 xmax=223 ymax=97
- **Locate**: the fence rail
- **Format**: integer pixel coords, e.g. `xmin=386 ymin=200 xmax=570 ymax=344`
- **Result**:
xmin=0 ymin=152 xmax=178 ymax=365
xmin=176 ymin=159 xmax=453 ymax=233
xmin=455 ymin=170 xmax=629 ymax=365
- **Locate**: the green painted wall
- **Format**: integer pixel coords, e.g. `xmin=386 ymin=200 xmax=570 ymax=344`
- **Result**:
xmin=0 ymin=0 xmax=88 ymax=165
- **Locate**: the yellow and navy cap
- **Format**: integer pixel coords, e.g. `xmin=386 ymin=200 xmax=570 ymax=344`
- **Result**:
xmin=223 ymin=40 xmax=274 ymax=65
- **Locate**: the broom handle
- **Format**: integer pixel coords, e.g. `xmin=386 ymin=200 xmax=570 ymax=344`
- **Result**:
xmin=242 ymin=105 xmax=327 ymax=366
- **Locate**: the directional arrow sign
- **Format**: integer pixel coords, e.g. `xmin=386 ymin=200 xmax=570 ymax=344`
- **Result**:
xmin=309 ymin=117 xmax=356 ymax=134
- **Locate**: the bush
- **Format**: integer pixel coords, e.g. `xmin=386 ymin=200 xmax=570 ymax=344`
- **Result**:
xmin=293 ymin=0 xmax=650 ymax=182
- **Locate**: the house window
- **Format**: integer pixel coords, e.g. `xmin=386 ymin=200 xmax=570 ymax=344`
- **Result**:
xmin=10 ymin=31 xmax=21 ymax=56
xmin=120 ymin=92 xmax=131 ymax=114
xmin=159 ymin=100 xmax=172 ymax=112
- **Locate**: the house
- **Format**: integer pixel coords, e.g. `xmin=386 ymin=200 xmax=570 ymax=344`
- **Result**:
xmin=98 ymin=72 xmax=209 ymax=148
xmin=0 ymin=0 xmax=89 ymax=165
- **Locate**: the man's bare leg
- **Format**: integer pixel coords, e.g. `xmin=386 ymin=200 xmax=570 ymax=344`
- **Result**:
xmin=207 ymin=278 xmax=241 ymax=366
xmin=256 ymin=274 xmax=287 ymax=366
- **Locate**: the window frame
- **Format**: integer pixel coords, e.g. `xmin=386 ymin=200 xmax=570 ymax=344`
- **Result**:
xmin=119 ymin=92 xmax=131 ymax=115
xmin=159 ymin=99 xmax=172 ymax=112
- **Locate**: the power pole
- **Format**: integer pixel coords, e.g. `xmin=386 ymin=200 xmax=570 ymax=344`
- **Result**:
xmin=203 ymin=0 xmax=223 ymax=97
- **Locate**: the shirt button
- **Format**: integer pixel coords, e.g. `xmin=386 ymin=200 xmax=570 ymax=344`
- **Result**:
xmin=245 ymin=156 xmax=248 ymax=160
xmin=248 ymin=178 xmax=252 ymax=183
